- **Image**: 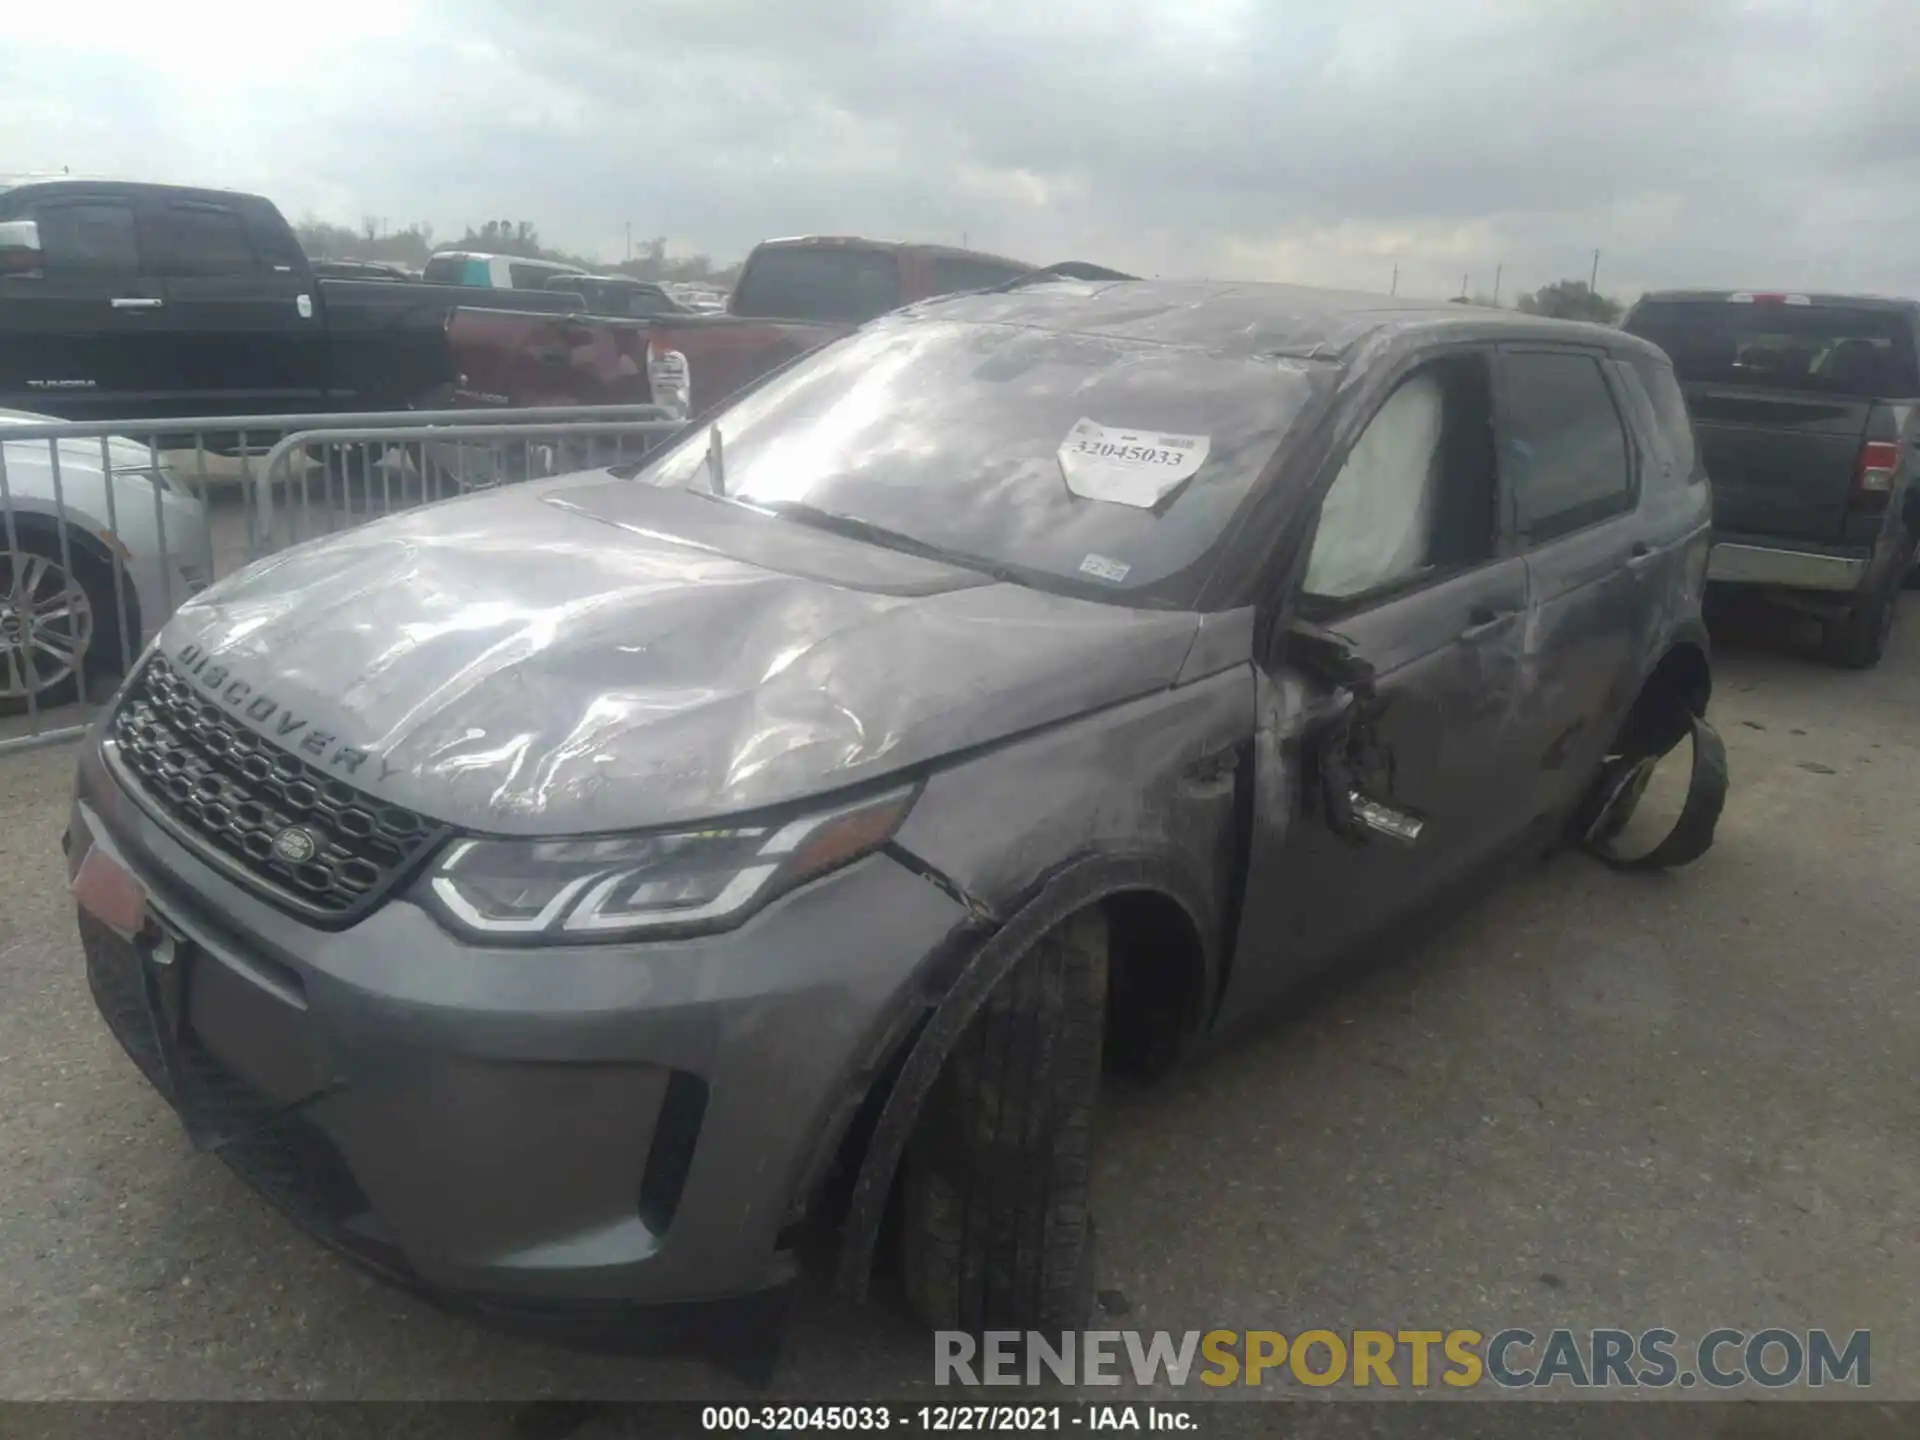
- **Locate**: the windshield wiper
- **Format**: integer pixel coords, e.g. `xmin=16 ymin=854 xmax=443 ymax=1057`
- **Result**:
xmin=721 ymin=496 xmax=1028 ymax=585
xmin=706 ymin=424 xmax=726 ymax=497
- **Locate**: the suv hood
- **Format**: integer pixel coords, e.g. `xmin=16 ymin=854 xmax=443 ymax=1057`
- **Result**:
xmin=155 ymin=477 xmax=1202 ymax=835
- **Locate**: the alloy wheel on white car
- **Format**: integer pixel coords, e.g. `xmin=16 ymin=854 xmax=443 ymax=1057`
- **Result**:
xmin=0 ymin=547 xmax=94 ymax=701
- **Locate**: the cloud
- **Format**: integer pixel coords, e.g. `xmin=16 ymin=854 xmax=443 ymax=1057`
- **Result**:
xmin=6 ymin=0 xmax=1920 ymax=301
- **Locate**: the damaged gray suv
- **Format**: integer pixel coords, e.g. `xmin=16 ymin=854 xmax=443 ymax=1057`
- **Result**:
xmin=66 ymin=278 xmax=1725 ymax=1365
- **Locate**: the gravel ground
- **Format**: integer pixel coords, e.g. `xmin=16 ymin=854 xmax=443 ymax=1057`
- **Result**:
xmin=0 ymin=575 xmax=1915 ymax=1421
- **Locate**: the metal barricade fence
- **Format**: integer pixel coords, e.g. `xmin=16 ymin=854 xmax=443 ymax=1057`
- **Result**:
xmin=0 ymin=405 xmax=683 ymax=756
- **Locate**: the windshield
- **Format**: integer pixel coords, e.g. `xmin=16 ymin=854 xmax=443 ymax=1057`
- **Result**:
xmin=632 ymin=318 xmax=1318 ymax=606
xmin=1625 ymin=301 xmax=1920 ymax=397
xmin=730 ymin=246 xmax=903 ymax=323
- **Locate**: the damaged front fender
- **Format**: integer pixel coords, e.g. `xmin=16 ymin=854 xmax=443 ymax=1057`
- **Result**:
xmin=1581 ymin=712 xmax=1727 ymax=871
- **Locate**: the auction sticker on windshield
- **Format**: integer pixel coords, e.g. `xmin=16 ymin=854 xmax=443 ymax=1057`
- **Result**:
xmin=1059 ymin=418 xmax=1211 ymax=508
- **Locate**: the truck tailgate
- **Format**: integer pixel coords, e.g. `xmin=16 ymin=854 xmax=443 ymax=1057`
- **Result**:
xmin=646 ymin=315 xmax=845 ymax=415
xmin=1683 ymin=386 xmax=1872 ymax=543
xmin=446 ymin=306 xmax=653 ymax=409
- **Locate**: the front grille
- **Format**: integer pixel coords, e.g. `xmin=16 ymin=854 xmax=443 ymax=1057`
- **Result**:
xmin=110 ymin=655 xmax=449 ymax=922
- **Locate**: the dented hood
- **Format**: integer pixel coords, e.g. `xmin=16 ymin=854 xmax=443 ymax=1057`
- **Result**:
xmin=157 ymin=476 xmax=1202 ymax=835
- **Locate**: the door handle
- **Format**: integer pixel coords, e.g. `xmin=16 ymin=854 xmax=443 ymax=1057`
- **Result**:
xmin=1459 ymin=606 xmax=1516 ymax=641
xmin=110 ymin=296 xmax=164 ymax=310
xmin=535 ymin=348 xmax=569 ymax=366
xmin=1627 ymin=542 xmax=1657 ymax=572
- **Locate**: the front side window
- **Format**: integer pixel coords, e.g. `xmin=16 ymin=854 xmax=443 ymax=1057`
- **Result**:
xmin=634 ymin=318 xmax=1321 ymax=606
xmin=1302 ymin=354 xmax=1498 ymax=606
xmin=1501 ymin=351 xmax=1633 ymax=542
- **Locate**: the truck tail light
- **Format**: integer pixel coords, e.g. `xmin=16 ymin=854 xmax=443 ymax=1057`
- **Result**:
xmin=646 ymin=342 xmax=690 ymax=421
xmin=1852 ymin=439 xmax=1901 ymax=513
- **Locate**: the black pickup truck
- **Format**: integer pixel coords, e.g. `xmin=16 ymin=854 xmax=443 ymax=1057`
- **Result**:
xmin=1624 ymin=290 xmax=1920 ymax=667
xmin=0 ymin=179 xmax=583 ymax=425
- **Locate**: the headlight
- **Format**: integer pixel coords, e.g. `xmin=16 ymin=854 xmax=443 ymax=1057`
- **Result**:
xmin=415 ymin=784 xmax=916 ymax=943
xmin=111 ymin=462 xmax=186 ymax=497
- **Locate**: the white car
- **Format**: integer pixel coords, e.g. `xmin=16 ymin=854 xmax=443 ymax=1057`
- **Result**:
xmin=0 ymin=411 xmax=212 ymax=710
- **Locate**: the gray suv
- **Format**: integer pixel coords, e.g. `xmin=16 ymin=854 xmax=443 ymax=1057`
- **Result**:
xmin=66 ymin=279 xmax=1724 ymax=1364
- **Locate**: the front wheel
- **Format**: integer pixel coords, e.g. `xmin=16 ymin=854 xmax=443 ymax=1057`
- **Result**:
xmin=0 ymin=537 xmax=108 ymax=714
xmin=897 ymin=908 xmax=1108 ymax=1333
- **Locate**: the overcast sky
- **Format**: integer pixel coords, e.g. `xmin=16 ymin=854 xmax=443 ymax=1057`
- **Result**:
xmin=3 ymin=0 xmax=1914 ymax=302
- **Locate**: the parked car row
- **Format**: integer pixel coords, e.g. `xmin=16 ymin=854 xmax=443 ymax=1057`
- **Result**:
xmin=1622 ymin=290 xmax=1920 ymax=668
xmin=0 ymin=177 xmax=1075 ymax=430
xmin=0 ymin=179 xmax=587 ymax=426
xmin=0 ymin=409 xmax=211 ymax=711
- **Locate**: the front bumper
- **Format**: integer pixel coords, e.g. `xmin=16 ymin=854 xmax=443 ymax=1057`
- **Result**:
xmin=69 ymin=737 xmax=968 ymax=1320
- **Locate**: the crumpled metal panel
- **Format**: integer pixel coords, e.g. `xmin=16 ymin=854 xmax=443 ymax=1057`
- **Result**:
xmin=156 ymin=476 xmax=1202 ymax=836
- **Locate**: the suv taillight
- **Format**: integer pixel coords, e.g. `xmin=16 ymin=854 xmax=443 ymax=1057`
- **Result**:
xmin=646 ymin=341 xmax=690 ymax=421
xmin=1852 ymin=440 xmax=1901 ymax=513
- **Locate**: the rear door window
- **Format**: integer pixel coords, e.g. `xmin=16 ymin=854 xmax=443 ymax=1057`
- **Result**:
xmin=148 ymin=203 xmax=259 ymax=277
xmin=422 ymin=254 xmax=472 ymax=285
xmin=29 ymin=201 xmax=140 ymax=277
xmin=1499 ymin=350 xmax=1635 ymax=542
xmin=1626 ymin=354 xmax=1699 ymax=483
xmin=730 ymin=247 xmax=902 ymax=323
xmin=1625 ymin=301 xmax=1920 ymax=397
xmin=622 ymin=285 xmax=680 ymax=316
xmin=510 ymin=262 xmax=577 ymax=290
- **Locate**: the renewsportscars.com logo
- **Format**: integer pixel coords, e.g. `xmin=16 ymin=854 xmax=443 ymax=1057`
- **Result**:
xmin=935 ymin=1328 xmax=1871 ymax=1390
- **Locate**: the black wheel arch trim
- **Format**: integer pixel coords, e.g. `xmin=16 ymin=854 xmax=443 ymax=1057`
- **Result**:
xmin=831 ymin=849 xmax=1217 ymax=1303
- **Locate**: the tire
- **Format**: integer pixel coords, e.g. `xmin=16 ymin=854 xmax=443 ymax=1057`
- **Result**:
xmin=1820 ymin=589 xmax=1896 ymax=670
xmin=897 ymin=907 xmax=1108 ymax=1334
xmin=0 ymin=534 xmax=115 ymax=715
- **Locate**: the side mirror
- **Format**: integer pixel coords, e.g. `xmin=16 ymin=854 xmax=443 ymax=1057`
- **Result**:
xmin=0 ymin=220 xmax=43 ymax=277
xmin=1280 ymin=617 xmax=1376 ymax=693
xmin=1279 ymin=619 xmax=1420 ymax=847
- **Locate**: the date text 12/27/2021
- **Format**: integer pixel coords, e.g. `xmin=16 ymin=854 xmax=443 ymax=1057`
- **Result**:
xmin=701 ymin=1405 xmax=1197 ymax=1431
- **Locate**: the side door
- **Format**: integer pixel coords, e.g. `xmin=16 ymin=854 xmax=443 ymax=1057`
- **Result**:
xmin=1221 ymin=348 xmax=1530 ymax=1022
xmin=1494 ymin=346 xmax=1648 ymax=823
xmin=0 ymin=195 xmax=165 ymax=418
xmin=147 ymin=196 xmax=327 ymax=417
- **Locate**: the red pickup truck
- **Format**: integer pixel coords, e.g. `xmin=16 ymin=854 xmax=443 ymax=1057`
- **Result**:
xmin=446 ymin=235 xmax=1046 ymax=419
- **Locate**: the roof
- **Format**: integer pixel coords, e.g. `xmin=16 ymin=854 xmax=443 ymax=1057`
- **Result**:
xmin=429 ymin=251 xmax=586 ymax=271
xmin=574 ymin=274 xmax=671 ymax=289
xmin=900 ymin=277 xmax=1657 ymax=364
xmin=1635 ymin=289 xmax=1920 ymax=312
xmin=751 ymin=234 xmax=1033 ymax=269
xmin=1 ymin=177 xmax=260 ymax=201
